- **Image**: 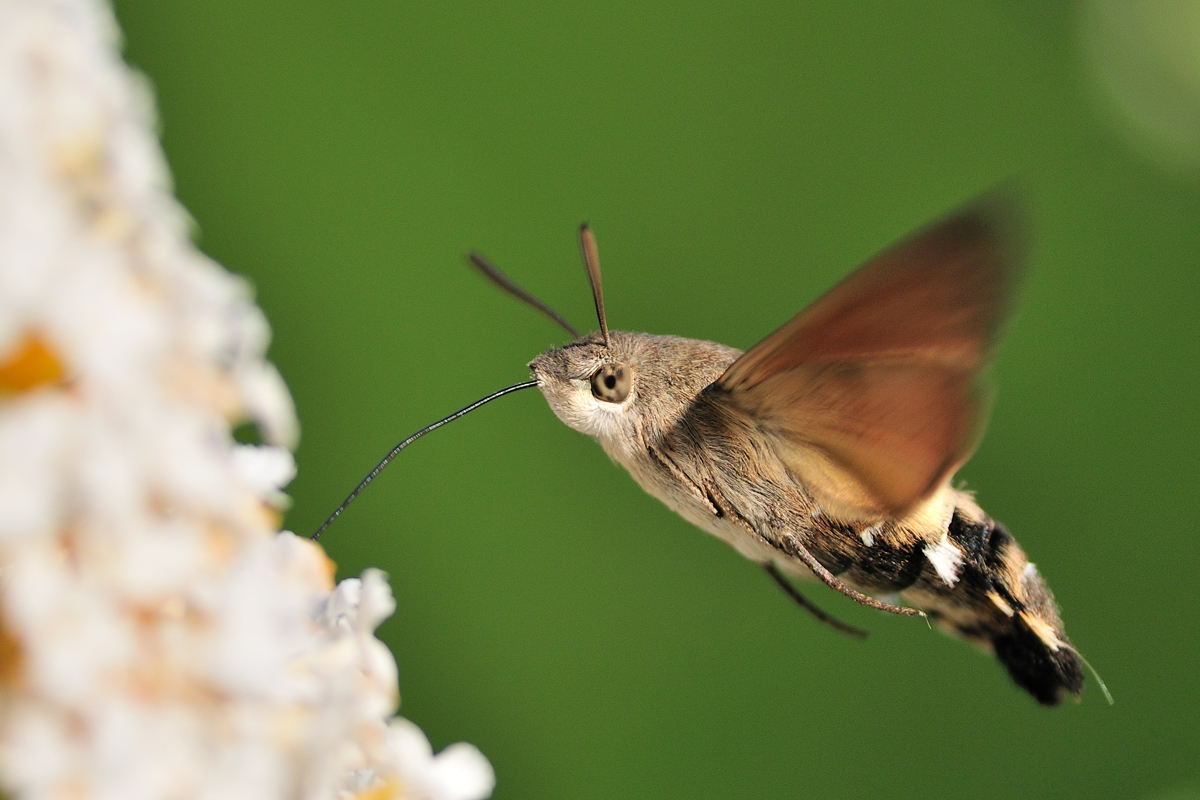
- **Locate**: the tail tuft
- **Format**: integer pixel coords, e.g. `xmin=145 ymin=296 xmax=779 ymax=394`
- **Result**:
xmin=992 ymin=613 xmax=1084 ymax=706
xmin=986 ymin=522 xmax=1084 ymax=705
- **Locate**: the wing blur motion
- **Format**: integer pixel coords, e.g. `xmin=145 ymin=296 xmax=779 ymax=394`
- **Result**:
xmin=717 ymin=192 xmax=1026 ymax=520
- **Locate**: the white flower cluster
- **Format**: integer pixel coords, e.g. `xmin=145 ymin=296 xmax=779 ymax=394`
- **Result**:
xmin=0 ymin=1 xmax=494 ymax=799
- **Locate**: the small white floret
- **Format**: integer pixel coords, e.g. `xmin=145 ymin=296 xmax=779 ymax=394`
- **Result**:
xmin=231 ymin=443 xmax=296 ymax=508
xmin=386 ymin=717 xmax=497 ymax=800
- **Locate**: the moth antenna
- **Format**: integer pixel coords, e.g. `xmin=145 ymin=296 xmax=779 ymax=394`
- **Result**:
xmin=764 ymin=563 xmax=868 ymax=639
xmin=1065 ymin=645 xmax=1115 ymax=705
xmin=467 ymin=251 xmax=581 ymax=339
xmin=311 ymin=380 xmax=539 ymax=540
xmin=579 ymin=223 xmax=609 ymax=346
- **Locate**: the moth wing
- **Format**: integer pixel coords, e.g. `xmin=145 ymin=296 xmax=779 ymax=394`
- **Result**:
xmin=717 ymin=193 xmax=1025 ymax=519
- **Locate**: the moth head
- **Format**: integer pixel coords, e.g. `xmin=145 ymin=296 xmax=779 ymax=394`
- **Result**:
xmin=471 ymin=224 xmax=703 ymax=450
xmin=527 ymin=224 xmax=655 ymax=445
xmin=528 ymin=331 xmax=641 ymax=439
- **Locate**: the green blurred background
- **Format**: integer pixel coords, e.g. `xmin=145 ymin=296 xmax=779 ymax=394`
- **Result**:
xmin=112 ymin=2 xmax=1198 ymax=798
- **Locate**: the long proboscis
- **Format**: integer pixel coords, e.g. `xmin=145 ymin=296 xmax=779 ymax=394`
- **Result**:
xmin=310 ymin=380 xmax=540 ymax=540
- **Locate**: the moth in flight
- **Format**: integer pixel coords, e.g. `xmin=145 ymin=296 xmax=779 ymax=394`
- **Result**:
xmin=316 ymin=192 xmax=1102 ymax=706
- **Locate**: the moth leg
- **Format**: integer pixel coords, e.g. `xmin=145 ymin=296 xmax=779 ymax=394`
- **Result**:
xmin=780 ymin=534 xmax=926 ymax=618
xmin=763 ymin=563 xmax=868 ymax=639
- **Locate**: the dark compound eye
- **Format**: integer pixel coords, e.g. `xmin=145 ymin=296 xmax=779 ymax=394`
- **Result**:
xmin=590 ymin=363 xmax=631 ymax=403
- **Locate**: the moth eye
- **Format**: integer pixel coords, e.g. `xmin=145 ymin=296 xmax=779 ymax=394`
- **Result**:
xmin=590 ymin=363 xmax=631 ymax=403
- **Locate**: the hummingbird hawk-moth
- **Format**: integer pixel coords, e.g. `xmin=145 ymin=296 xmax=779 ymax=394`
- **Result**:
xmin=315 ymin=191 xmax=1100 ymax=706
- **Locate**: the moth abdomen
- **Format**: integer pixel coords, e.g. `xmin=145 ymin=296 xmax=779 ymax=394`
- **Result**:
xmin=894 ymin=509 xmax=1084 ymax=705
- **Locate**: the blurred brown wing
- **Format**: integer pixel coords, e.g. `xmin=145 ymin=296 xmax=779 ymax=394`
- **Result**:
xmin=717 ymin=192 xmax=1026 ymax=519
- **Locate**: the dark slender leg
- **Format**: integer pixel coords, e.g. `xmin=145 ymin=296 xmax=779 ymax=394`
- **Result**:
xmin=764 ymin=563 xmax=869 ymax=639
xmin=779 ymin=534 xmax=926 ymax=618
